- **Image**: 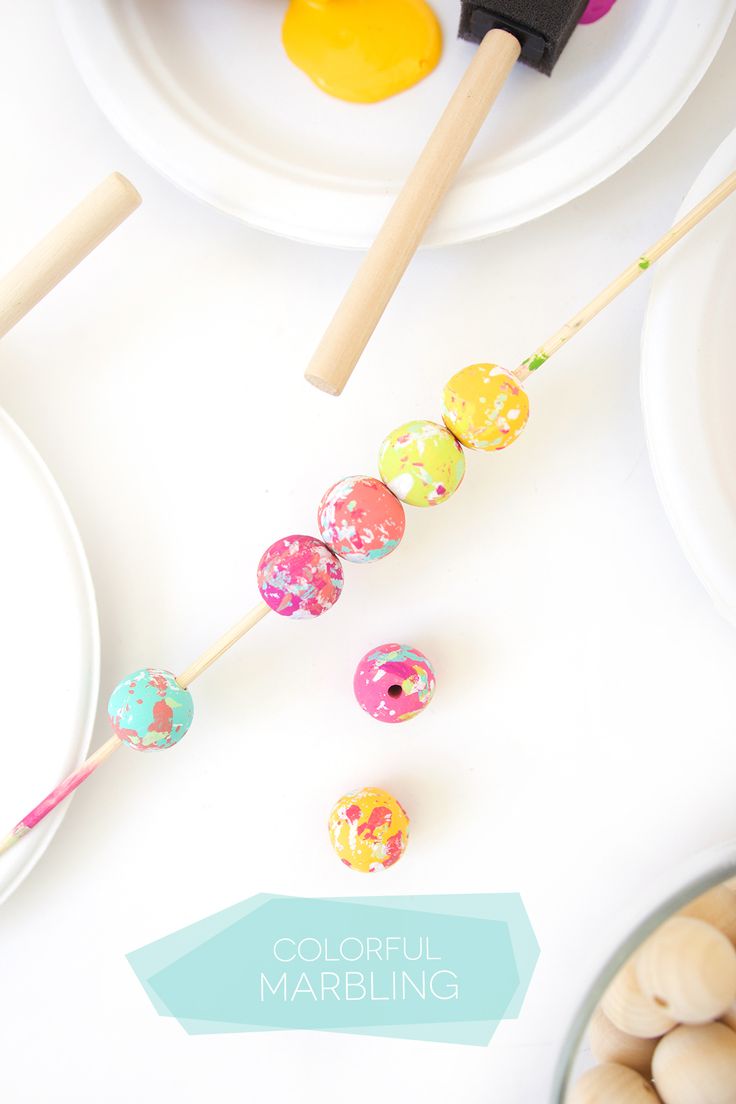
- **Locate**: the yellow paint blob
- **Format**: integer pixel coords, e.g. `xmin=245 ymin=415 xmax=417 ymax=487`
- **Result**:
xmin=282 ymin=0 xmax=442 ymax=104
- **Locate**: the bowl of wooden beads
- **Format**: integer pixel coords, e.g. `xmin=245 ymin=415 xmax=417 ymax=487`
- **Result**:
xmin=553 ymin=842 xmax=736 ymax=1103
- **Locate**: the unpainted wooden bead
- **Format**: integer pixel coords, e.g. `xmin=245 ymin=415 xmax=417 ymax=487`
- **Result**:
xmin=722 ymin=1002 xmax=736 ymax=1031
xmin=652 ymin=1022 xmax=736 ymax=1104
xmin=679 ymin=884 xmax=736 ymax=944
xmin=589 ymin=1005 xmax=657 ymax=1077
xmin=602 ymin=958 xmax=677 ymax=1039
xmin=567 ymin=1062 xmax=661 ymax=1103
xmin=635 ymin=916 xmax=736 ymax=1024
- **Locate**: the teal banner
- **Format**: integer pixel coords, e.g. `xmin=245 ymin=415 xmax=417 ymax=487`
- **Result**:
xmin=127 ymin=893 xmax=539 ymax=1046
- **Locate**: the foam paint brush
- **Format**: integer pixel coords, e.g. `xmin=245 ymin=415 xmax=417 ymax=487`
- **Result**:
xmin=305 ymin=0 xmax=588 ymax=396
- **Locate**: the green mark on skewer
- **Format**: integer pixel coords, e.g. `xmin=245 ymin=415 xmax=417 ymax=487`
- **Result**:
xmin=638 ymin=256 xmax=651 ymax=270
xmin=523 ymin=352 xmax=549 ymax=372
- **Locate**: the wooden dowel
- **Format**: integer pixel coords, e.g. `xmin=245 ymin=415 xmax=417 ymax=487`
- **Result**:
xmin=514 ymin=169 xmax=736 ymax=382
xmin=0 ymin=172 xmax=141 ymax=339
xmin=305 ymin=29 xmax=521 ymax=397
xmin=176 ymin=602 xmax=270 ymax=689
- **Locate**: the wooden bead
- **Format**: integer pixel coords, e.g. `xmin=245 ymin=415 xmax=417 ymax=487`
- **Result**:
xmin=635 ymin=917 xmax=736 ymax=1024
xmin=722 ymin=875 xmax=736 ymax=895
xmin=567 ymin=1063 xmax=661 ymax=1103
xmin=679 ymin=884 xmax=736 ymax=944
xmin=722 ymin=1002 xmax=736 ymax=1031
xmin=589 ymin=1006 xmax=657 ymax=1077
xmin=602 ymin=958 xmax=677 ymax=1039
xmin=652 ymin=1023 xmax=736 ymax=1104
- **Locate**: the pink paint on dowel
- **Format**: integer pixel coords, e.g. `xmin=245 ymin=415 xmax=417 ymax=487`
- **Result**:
xmin=0 ymin=735 xmax=122 ymax=855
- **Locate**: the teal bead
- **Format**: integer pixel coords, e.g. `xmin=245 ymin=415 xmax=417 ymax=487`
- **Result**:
xmin=107 ymin=668 xmax=194 ymax=751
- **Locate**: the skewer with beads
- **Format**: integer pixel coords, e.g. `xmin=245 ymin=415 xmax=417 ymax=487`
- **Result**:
xmin=2 ymin=169 xmax=736 ymax=861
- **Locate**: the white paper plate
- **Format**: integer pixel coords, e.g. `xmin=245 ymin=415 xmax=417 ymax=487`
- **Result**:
xmin=641 ymin=129 xmax=736 ymax=625
xmin=57 ymin=0 xmax=734 ymax=247
xmin=0 ymin=410 xmax=99 ymax=904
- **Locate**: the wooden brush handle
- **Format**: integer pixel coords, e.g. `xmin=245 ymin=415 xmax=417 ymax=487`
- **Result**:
xmin=305 ymin=29 xmax=521 ymax=396
xmin=0 ymin=172 xmax=141 ymax=339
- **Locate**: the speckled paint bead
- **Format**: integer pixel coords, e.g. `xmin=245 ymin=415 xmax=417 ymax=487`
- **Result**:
xmin=257 ymin=534 xmax=344 ymax=618
xmin=328 ymin=787 xmax=410 ymax=872
xmin=442 ymin=363 xmax=530 ymax=451
xmin=318 ymin=475 xmax=405 ymax=563
xmin=378 ymin=420 xmax=465 ymax=507
xmin=107 ymin=668 xmax=194 ymax=751
xmin=354 ymin=643 xmax=436 ymax=723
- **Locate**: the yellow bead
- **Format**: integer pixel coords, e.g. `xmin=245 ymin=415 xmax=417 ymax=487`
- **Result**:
xmin=442 ymin=363 xmax=530 ymax=451
xmin=328 ymin=787 xmax=410 ymax=872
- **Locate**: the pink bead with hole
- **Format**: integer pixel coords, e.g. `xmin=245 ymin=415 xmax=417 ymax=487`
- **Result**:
xmin=353 ymin=643 xmax=436 ymax=724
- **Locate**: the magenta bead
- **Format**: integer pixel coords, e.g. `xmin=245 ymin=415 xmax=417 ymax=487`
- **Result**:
xmin=257 ymin=535 xmax=344 ymax=619
xmin=353 ymin=643 xmax=436 ymax=723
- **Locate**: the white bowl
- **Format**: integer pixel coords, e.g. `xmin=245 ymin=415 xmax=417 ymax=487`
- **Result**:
xmin=553 ymin=840 xmax=736 ymax=1099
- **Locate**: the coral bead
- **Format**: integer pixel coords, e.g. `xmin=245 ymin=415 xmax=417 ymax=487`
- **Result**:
xmin=318 ymin=476 xmax=405 ymax=563
xmin=257 ymin=534 xmax=344 ymax=618
xmin=328 ymin=787 xmax=409 ymax=872
xmin=378 ymin=420 xmax=465 ymax=507
xmin=107 ymin=668 xmax=194 ymax=751
xmin=353 ymin=643 xmax=436 ymax=723
xmin=442 ymin=363 xmax=529 ymax=451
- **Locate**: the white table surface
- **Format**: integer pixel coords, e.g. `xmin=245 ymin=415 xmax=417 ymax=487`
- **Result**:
xmin=1 ymin=4 xmax=735 ymax=1102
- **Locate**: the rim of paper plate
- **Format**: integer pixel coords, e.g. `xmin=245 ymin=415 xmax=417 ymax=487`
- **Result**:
xmin=0 ymin=409 xmax=100 ymax=906
xmin=641 ymin=127 xmax=736 ymax=626
xmin=56 ymin=0 xmax=736 ymax=248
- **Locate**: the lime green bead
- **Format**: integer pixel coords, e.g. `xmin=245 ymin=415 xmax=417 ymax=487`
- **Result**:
xmin=378 ymin=420 xmax=465 ymax=508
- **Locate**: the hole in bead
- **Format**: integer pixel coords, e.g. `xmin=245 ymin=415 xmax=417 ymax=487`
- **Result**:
xmin=387 ymin=685 xmax=402 ymax=699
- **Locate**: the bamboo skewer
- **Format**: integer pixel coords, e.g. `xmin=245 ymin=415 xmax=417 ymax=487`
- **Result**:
xmin=0 ymin=735 xmax=123 ymax=855
xmin=4 ymin=171 xmax=736 ymax=861
xmin=176 ymin=602 xmax=270 ymax=689
xmin=0 ymin=173 xmax=141 ymax=339
xmin=0 ymin=601 xmax=272 ymax=856
xmin=0 ymin=174 xmax=272 ymax=858
xmin=514 ymin=169 xmax=736 ymax=382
